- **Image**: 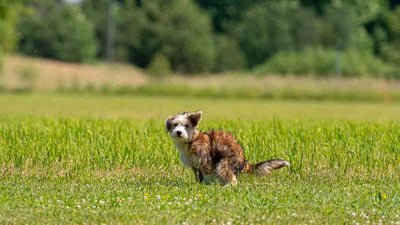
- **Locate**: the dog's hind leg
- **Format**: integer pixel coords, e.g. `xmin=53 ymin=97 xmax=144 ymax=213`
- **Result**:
xmin=216 ymin=158 xmax=237 ymax=186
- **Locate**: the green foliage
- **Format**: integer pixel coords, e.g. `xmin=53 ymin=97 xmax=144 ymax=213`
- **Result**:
xmin=213 ymin=35 xmax=245 ymax=72
xmin=0 ymin=53 xmax=2 ymax=75
xmin=290 ymin=8 xmax=323 ymax=50
xmin=18 ymin=3 xmax=98 ymax=62
xmin=5 ymin=0 xmax=400 ymax=76
xmin=0 ymin=1 xmax=18 ymax=53
xmin=254 ymin=47 xmax=397 ymax=78
xmin=300 ymin=0 xmax=331 ymax=14
xmin=193 ymin=0 xmax=265 ymax=32
xmin=117 ymin=0 xmax=215 ymax=73
xmin=301 ymin=0 xmax=386 ymax=22
xmin=115 ymin=3 xmax=156 ymax=66
xmin=301 ymin=0 xmax=386 ymax=58
xmin=381 ymin=6 xmax=400 ymax=65
xmin=81 ymin=0 xmax=124 ymax=59
xmin=234 ymin=1 xmax=299 ymax=67
xmin=0 ymin=0 xmax=19 ymax=72
xmin=81 ymin=0 xmax=107 ymax=59
xmin=331 ymin=0 xmax=386 ymax=23
xmin=235 ymin=2 xmax=374 ymax=68
xmin=321 ymin=6 xmax=372 ymax=50
xmin=390 ymin=0 xmax=400 ymax=9
xmin=341 ymin=50 xmax=395 ymax=78
xmin=160 ymin=0 xmax=215 ymax=73
xmin=388 ymin=6 xmax=400 ymax=38
xmin=382 ymin=43 xmax=400 ymax=65
xmin=146 ymin=52 xmax=172 ymax=76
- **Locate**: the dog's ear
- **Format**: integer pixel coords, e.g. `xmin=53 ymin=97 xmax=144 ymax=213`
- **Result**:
xmin=165 ymin=116 xmax=173 ymax=132
xmin=187 ymin=111 xmax=202 ymax=128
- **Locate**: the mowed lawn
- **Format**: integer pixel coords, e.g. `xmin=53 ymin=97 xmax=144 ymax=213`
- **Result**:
xmin=0 ymin=94 xmax=399 ymax=224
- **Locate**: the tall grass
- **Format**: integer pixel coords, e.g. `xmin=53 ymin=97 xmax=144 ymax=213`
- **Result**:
xmin=1 ymin=118 xmax=399 ymax=178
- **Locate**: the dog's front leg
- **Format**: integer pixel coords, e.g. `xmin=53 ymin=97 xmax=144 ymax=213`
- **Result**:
xmin=192 ymin=168 xmax=204 ymax=183
xmin=197 ymin=149 xmax=213 ymax=185
xmin=203 ymin=172 xmax=214 ymax=185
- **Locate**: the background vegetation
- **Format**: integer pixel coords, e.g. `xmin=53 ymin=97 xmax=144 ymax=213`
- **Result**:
xmin=1 ymin=0 xmax=400 ymax=77
xmin=0 ymin=0 xmax=18 ymax=73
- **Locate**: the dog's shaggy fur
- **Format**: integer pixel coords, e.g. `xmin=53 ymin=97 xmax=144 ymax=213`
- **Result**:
xmin=165 ymin=111 xmax=289 ymax=186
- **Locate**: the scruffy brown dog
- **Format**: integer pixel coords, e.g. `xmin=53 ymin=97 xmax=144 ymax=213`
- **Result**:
xmin=165 ymin=111 xmax=289 ymax=186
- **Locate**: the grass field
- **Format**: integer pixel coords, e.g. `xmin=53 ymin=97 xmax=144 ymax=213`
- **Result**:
xmin=1 ymin=94 xmax=400 ymax=224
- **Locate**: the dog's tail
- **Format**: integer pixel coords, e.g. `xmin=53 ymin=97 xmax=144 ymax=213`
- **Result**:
xmin=241 ymin=159 xmax=290 ymax=176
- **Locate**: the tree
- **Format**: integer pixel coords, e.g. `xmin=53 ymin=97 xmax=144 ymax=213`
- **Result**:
xmin=234 ymin=1 xmax=304 ymax=67
xmin=81 ymin=0 xmax=109 ymax=59
xmin=0 ymin=2 xmax=18 ymax=52
xmin=299 ymin=0 xmax=331 ymax=14
xmin=321 ymin=6 xmax=372 ymax=51
xmin=389 ymin=0 xmax=400 ymax=9
xmin=300 ymin=0 xmax=386 ymax=22
xmin=381 ymin=6 xmax=400 ymax=64
xmin=81 ymin=0 xmax=128 ymax=59
xmin=117 ymin=0 xmax=215 ymax=73
xmin=0 ymin=0 xmax=19 ymax=72
xmin=193 ymin=0 xmax=265 ymax=32
xmin=290 ymin=8 xmax=323 ymax=50
xmin=18 ymin=3 xmax=98 ymax=62
xmin=234 ymin=1 xmax=373 ymax=68
xmin=213 ymin=35 xmax=245 ymax=72
xmin=147 ymin=52 xmax=172 ymax=76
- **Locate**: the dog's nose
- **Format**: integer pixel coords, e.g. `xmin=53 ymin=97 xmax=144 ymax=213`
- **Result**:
xmin=176 ymin=131 xmax=182 ymax=136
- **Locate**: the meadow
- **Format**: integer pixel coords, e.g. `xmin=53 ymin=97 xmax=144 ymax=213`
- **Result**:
xmin=3 ymin=55 xmax=400 ymax=102
xmin=0 ymin=94 xmax=399 ymax=224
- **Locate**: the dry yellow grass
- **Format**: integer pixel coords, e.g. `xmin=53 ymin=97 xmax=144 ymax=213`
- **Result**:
xmin=163 ymin=72 xmax=400 ymax=92
xmin=2 ymin=55 xmax=400 ymax=95
xmin=1 ymin=55 xmax=149 ymax=90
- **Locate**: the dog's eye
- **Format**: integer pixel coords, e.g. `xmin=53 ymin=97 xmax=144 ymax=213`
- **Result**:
xmin=184 ymin=125 xmax=189 ymax=128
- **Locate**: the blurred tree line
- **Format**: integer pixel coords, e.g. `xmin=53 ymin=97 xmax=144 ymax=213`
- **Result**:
xmin=1 ymin=0 xmax=400 ymax=76
xmin=0 ymin=0 xmax=19 ymax=72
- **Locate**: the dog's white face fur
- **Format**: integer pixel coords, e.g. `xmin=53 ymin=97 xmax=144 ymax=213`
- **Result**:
xmin=165 ymin=111 xmax=202 ymax=143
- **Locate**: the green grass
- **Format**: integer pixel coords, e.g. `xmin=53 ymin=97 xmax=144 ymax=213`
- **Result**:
xmin=56 ymin=83 xmax=400 ymax=102
xmin=2 ymin=172 xmax=399 ymax=224
xmin=0 ymin=94 xmax=400 ymax=224
xmin=2 ymin=93 xmax=400 ymax=120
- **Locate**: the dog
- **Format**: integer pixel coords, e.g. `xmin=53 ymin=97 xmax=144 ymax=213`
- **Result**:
xmin=165 ymin=111 xmax=289 ymax=186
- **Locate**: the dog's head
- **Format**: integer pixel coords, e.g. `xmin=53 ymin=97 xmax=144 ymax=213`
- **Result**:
xmin=165 ymin=111 xmax=202 ymax=142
